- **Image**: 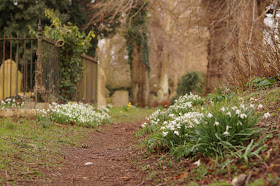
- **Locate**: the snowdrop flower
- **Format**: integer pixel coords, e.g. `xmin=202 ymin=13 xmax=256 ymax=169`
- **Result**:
xmin=237 ymin=121 xmax=242 ymax=126
xmin=141 ymin=123 xmax=147 ymax=128
xmin=194 ymin=119 xmax=200 ymax=124
xmin=162 ymin=131 xmax=168 ymax=137
xmin=263 ymin=112 xmax=270 ymax=119
xmin=240 ymin=104 xmax=245 ymax=109
xmin=239 ymin=98 xmax=244 ymax=101
xmin=174 ymin=131 xmax=179 ymax=136
xmin=207 ymin=113 xmax=213 ymax=118
xmin=258 ymin=104 xmax=264 ymax=109
xmin=223 ymin=131 xmax=230 ymax=136
xmin=240 ymin=114 xmax=247 ymax=119
xmin=169 ymin=114 xmax=175 ymax=118
xmin=249 ymin=104 xmax=255 ymax=108
xmin=250 ymin=97 xmax=255 ymax=101
xmin=220 ymin=107 xmax=225 ymax=112
xmin=226 ymin=125 xmax=231 ymax=130
xmin=214 ymin=121 xmax=220 ymax=126
xmin=232 ymin=106 xmax=238 ymax=110
xmin=236 ymin=110 xmax=241 ymax=115
xmin=226 ymin=112 xmax=232 ymax=117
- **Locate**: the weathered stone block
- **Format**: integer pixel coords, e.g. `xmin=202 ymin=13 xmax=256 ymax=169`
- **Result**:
xmin=0 ymin=108 xmax=36 ymax=117
xmin=25 ymin=102 xmax=36 ymax=109
xmin=112 ymin=90 xmax=129 ymax=107
xmin=35 ymin=103 xmax=49 ymax=110
xmin=97 ymin=66 xmax=106 ymax=107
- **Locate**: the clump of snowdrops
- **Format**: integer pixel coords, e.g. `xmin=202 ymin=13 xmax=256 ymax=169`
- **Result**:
xmin=0 ymin=98 xmax=24 ymax=109
xmin=37 ymin=102 xmax=110 ymax=127
xmin=140 ymin=93 xmax=270 ymax=158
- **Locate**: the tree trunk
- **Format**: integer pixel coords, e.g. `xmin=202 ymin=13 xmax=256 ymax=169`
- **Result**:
xmin=157 ymin=0 xmax=174 ymax=103
xmin=131 ymin=45 xmax=149 ymax=107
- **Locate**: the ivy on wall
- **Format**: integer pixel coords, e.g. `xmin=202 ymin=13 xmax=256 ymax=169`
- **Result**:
xmin=124 ymin=1 xmax=150 ymax=71
xmin=43 ymin=10 xmax=95 ymax=101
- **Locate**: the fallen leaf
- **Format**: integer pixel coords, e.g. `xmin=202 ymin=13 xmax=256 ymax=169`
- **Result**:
xmin=269 ymin=164 xmax=280 ymax=173
xmin=121 ymin=176 xmax=130 ymax=181
xmin=194 ymin=159 xmax=201 ymax=166
xmin=176 ymin=172 xmax=188 ymax=180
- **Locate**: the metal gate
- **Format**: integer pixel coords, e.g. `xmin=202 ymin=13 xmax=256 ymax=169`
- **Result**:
xmin=0 ymin=21 xmax=59 ymax=101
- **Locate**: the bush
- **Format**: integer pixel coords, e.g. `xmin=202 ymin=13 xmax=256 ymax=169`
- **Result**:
xmin=176 ymin=71 xmax=206 ymax=96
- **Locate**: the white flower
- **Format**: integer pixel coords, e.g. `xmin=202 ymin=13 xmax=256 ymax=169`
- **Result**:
xmin=141 ymin=123 xmax=147 ymax=128
xmin=193 ymin=119 xmax=200 ymax=124
xmin=232 ymin=106 xmax=238 ymax=110
xmin=169 ymin=114 xmax=175 ymax=118
xmin=235 ymin=110 xmax=241 ymax=115
xmin=194 ymin=159 xmax=201 ymax=166
xmin=162 ymin=131 xmax=168 ymax=137
xmin=258 ymin=104 xmax=264 ymax=109
xmin=214 ymin=121 xmax=220 ymax=126
xmin=240 ymin=104 xmax=245 ymax=109
xmin=220 ymin=107 xmax=225 ymax=112
xmin=174 ymin=131 xmax=179 ymax=136
xmin=250 ymin=97 xmax=255 ymax=101
xmin=263 ymin=112 xmax=270 ymax=119
xmin=249 ymin=104 xmax=255 ymax=108
xmin=207 ymin=113 xmax=213 ymax=118
xmin=237 ymin=121 xmax=242 ymax=126
xmin=240 ymin=114 xmax=247 ymax=119
xmin=223 ymin=131 xmax=230 ymax=136
xmin=239 ymin=98 xmax=244 ymax=101
xmin=226 ymin=125 xmax=231 ymax=130
xmin=226 ymin=112 xmax=232 ymax=117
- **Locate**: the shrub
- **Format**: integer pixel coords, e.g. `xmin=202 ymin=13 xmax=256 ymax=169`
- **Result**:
xmin=176 ymin=71 xmax=206 ymax=96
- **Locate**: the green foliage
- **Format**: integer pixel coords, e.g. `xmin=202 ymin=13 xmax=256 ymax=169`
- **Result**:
xmin=0 ymin=0 xmax=72 ymax=35
xmin=176 ymin=71 xmax=206 ymax=97
xmin=208 ymin=87 xmax=235 ymax=103
xmin=43 ymin=10 xmax=95 ymax=101
xmin=36 ymin=114 xmax=52 ymax=128
xmin=142 ymin=92 xmax=265 ymax=162
xmin=191 ymin=106 xmax=260 ymax=156
xmin=228 ymin=139 xmax=266 ymax=167
xmin=246 ymin=76 xmax=277 ymax=89
xmin=124 ymin=1 xmax=150 ymax=70
xmin=0 ymin=0 xmax=90 ymax=36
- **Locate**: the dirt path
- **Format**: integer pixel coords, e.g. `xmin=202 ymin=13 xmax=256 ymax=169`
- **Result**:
xmin=39 ymin=122 xmax=145 ymax=185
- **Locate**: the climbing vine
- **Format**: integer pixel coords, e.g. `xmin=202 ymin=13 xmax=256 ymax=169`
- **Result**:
xmin=124 ymin=1 xmax=150 ymax=71
xmin=43 ymin=10 xmax=95 ymax=101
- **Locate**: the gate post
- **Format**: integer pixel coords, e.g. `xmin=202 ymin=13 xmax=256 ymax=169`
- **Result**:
xmin=35 ymin=19 xmax=45 ymax=102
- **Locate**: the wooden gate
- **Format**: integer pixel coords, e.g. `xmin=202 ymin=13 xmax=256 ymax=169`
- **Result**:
xmin=78 ymin=54 xmax=98 ymax=104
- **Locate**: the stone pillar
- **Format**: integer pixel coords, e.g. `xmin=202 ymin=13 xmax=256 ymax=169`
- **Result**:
xmin=97 ymin=66 xmax=106 ymax=107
